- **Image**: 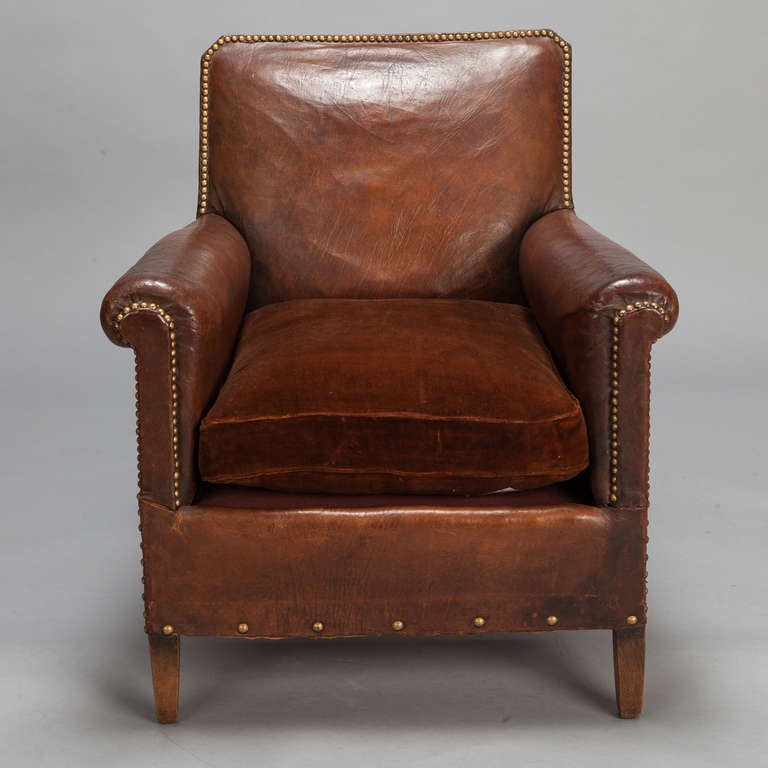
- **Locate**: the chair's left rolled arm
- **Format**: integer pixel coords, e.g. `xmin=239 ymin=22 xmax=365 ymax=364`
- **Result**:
xmin=101 ymin=214 xmax=251 ymax=509
xmin=520 ymin=210 xmax=678 ymax=509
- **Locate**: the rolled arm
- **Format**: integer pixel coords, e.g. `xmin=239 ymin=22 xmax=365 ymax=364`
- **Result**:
xmin=519 ymin=210 xmax=678 ymax=508
xmin=101 ymin=214 xmax=250 ymax=508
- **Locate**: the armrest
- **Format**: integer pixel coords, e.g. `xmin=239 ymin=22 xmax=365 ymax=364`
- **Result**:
xmin=101 ymin=214 xmax=250 ymax=508
xmin=519 ymin=209 xmax=679 ymax=508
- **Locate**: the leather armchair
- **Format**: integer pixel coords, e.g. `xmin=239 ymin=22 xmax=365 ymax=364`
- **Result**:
xmin=101 ymin=29 xmax=678 ymax=723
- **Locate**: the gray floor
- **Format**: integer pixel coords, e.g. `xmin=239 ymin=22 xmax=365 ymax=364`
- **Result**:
xmin=2 ymin=0 xmax=767 ymax=764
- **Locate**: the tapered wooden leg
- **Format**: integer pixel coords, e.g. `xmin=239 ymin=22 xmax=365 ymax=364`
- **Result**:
xmin=148 ymin=633 xmax=180 ymax=723
xmin=613 ymin=626 xmax=645 ymax=718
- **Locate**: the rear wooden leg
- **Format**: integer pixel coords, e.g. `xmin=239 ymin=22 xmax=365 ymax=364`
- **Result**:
xmin=148 ymin=633 xmax=180 ymax=723
xmin=613 ymin=626 xmax=645 ymax=718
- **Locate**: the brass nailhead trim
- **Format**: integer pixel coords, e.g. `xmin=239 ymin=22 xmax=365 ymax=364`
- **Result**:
xmin=609 ymin=302 xmax=670 ymax=504
xmin=392 ymin=619 xmax=405 ymax=631
xmin=197 ymin=29 xmax=573 ymax=214
xmin=561 ymin=41 xmax=571 ymax=208
xmin=312 ymin=621 xmax=324 ymax=633
xmin=237 ymin=622 xmax=249 ymax=634
xmin=113 ymin=304 xmax=181 ymax=510
xmin=473 ymin=616 xmax=486 ymax=628
xmin=161 ymin=624 xmax=174 ymax=636
xmin=546 ymin=615 xmax=558 ymax=626
xmin=626 ymin=615 xmax=638 ymax=625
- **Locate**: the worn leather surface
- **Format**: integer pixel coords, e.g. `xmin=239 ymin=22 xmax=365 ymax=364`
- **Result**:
xmin=101 ymin=214 xmax=250 ymax=506
xmin=199 ymin=299 xmax=589 ymax=494
xmin=205 ymin=38 xmax=567 ymax=307
xmin=140 ymin=490 xmax=647 ymax=637
xmin=99 ymin=37 xmax=679 ymax=649
xmin=520 ymin=210 xmax=678 ymax=506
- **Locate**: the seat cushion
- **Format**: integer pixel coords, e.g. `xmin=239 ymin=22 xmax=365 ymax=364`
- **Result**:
xmin=199 ymin=299 xmax=589 ymax=494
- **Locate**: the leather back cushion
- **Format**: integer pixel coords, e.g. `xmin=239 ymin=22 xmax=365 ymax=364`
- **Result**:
xmin=203 ymin=36 xmax=569 ymax=306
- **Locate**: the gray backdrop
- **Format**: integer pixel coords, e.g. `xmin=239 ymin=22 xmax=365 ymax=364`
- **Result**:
xmin=1 ymin=0 xmax=766 ymax=765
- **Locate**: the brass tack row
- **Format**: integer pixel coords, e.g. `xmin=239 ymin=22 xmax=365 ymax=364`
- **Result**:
xmin=198 ymin=29 xmax=572 ymax=215
xmin=115 ymin=303 xmax=180 ymax=634
xmin=231 ymin=617 xmax=495 ymax=634
xmin=642 ymin=511 xmax=650 ymax=617
xmin=113 ymin=303 xmax=181 ymax=510
xmin=609 ymin=301 xmax=670 ymax=504
xmin=162 ymin=614 xmax=639 ymax=635
xmin=315 ymin=619 xmax=408 ymax=633
xmin=561 ymin=43 xmax=571 ymax=208
xmin=209 ymin=29 xmax=564 ymax=47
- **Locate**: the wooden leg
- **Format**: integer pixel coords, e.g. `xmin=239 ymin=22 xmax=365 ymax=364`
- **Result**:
xmin=148 ymin=633 xmax=180 ymax=723
xmin=613 ymin=626 xmax=645 ymax=718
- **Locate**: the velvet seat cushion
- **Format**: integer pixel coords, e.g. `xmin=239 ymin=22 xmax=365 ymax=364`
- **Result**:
xmin=199 ymin=298 xmax=589 ymax=494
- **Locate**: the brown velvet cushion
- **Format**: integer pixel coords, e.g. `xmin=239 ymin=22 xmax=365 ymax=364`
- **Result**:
xmin=199 ymin=299 xmax=588 ymax=494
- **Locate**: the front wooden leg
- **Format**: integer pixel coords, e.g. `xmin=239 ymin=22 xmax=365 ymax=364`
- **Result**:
xmin=148 ymin=633 xmax=180 ymax=723
xmin=613 ymin=626 xmax=645 ymax=718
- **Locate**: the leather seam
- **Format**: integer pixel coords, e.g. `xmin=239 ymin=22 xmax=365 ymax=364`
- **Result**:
xmin=609 ymin=301 xmax=669 ymax=505
xmin=112 ymin=302 xmax=181 ymax=511
xmin=197 ymin=29 xmax=573 ymax=215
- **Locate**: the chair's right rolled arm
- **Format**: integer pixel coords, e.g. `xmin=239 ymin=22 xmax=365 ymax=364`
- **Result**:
xmin=519 ymin=209 xmax=678 ymax=508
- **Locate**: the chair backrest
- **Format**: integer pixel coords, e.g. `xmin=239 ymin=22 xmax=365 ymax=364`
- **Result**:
xmin=199 ymin=30 xmax=572 ymax=306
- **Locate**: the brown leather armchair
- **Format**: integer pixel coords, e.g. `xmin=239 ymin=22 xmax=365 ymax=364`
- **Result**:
xmin=101 ymin=29 xmax=678 ymax=723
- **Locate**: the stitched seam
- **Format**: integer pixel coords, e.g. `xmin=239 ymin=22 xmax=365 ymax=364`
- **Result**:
xmin=197 ymin=29 xmax=573 ymax=215
xmin=609 ymin=301 xmax=669 ymax=505
xmin=201 ymin=405 xmax=586 ymax=427
xmin=112 ymin=302 xmax=181 ymax=510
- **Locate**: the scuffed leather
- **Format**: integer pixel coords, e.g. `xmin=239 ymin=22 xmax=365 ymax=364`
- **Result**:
xmin=101 ymin=214 xmax=250 ymax=506
xmin=199 ymin=298 xmax=589 ymax=494
xmin=140 ymin=486 xmax=647 ymax=637
xmin=519 ymin=210 xmax=679 ymax=506
xmin=205 ymin=38 xmax=567 ymax=307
